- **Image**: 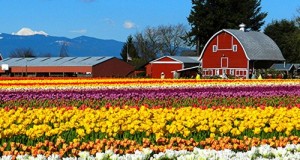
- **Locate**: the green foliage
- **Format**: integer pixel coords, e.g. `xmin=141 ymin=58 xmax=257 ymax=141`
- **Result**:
xmin=129 ymin=58 xmax=148 ymax=70
xmin=120 ymin=35 xmax=138 ymax=62
xmin=186 ymin=0 xmax=267 ymax=52
xmin=264 ymin=19 xmax=300 ymax=63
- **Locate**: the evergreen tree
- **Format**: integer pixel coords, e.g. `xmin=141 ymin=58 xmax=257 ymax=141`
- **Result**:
xmin=120 ymin=35 xmax=138 ymax=62
xmin=264 ymin=20 xmax=300 ymax=63
xmin=186 ymin=0 xmax=267 ymax=54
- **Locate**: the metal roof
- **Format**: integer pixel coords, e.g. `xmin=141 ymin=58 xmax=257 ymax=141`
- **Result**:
xmin=293 ymin=64 xmax=300 ymax=69
xmin=225 ymin=29 xmax=285 ymax=61
xmin=271 ymin=63 xmax=294 ymax=71
xmin=0 ymin=56 xmax=114 ymax=67
xmin=175 ymin=66 xmax=199 ymax=72
xmin=169 ymin=56 xmax=199 ymax=63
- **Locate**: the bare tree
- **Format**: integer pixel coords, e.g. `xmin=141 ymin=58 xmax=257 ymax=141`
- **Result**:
xmin=158 ymin=24 xmax=188 ymax=56
xmin=133 ymin=24 xmax=188 ymax=61
xmin=144 ymin=27 xmax=163 ymax=58
xmin=9 ymin=48 xmax=36 ymax=58
xmin=134 ymin=31 xmax=159 ymax=61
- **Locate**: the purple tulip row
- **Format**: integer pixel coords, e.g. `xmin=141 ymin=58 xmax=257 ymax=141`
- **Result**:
xmin=0 ymin=85 xmax=299 ymax=101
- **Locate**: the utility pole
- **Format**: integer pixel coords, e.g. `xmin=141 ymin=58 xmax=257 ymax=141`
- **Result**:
xmin=127 ymin=43 xmax=129 ymax=62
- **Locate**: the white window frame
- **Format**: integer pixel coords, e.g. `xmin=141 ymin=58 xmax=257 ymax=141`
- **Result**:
xmin=233 ymin=45 xmax=237 ymax=52
xmin=236 ymin=70 xmax=241 ymax=76
xmin=215 ymin=69 xmax=220 ymax=75
xmin=221 ymin=57 xmax=228 ymax=68
xmin=222 ymin=69 xmax=226 ymax=75
xmin=207 ymin=69 xmax=213 ymax=76
xmin=236 ymin=70 xmax=246 ymax=76
xmin=230 ymin=69 xmax=234 ymax=75
xmin=213 ymin=45 xmax=217 ymax=52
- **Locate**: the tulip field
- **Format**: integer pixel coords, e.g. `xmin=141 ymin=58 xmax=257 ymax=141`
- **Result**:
xmin=0 ymin=78 xmax=300 ymax=160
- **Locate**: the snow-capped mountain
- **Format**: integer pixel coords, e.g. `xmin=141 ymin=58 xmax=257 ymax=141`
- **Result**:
xmin=0 ymin=30 xmax=124 ymax=58
xmin=12 ymin=28 xmax=48 ymax=36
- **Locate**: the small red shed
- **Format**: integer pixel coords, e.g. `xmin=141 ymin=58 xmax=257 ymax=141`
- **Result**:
xmin=146 ymin=56 xmax=200 ymax=78
xmin=199 ymin=24 xmax=285 ymax=79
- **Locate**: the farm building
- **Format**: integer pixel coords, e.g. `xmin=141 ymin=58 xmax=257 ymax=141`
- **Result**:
xmin=0 ymin=56 xmax=134 ymax=77
xmin=146 ymin=56 xmax=200 ymax=78
xmin=271 ymin=63 xmax=300 ymax=78
xmin=199 ymin=24 xmax=285 ymax=79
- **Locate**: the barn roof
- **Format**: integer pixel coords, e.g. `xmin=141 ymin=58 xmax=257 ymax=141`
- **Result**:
xmin=271 ymin=63 xmax=295 ymax=71
xmin=294 ymin=64 xmax=300 ymax=69
xmin=224 ymin=29 xmax=285 ymax=61
xmin=0 ymin=56 xmax=114 ymax=67
xmin=169 ymin=56 xmax=199 ymax=63
xmin=150 ymin=56 xmax=199 ymax=64
xmin=199 ymin=29 xmax=285 ymax=61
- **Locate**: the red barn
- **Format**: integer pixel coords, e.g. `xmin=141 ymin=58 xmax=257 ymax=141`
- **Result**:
xmin=146 ymin=56 xmax=200 ymax=78
xmin=199 ymin=25 xmax=285 ymax=79
xmin=0 ymin=56 xmax=134 ymax=77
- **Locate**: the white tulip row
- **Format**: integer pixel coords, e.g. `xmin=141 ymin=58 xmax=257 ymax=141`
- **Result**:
xmin=1 ymin=80 xmax=299 ymax=91
xmin=2 ymin=144 xmax=300 ymax=160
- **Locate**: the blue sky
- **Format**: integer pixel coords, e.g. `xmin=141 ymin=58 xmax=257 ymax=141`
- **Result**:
xmin=0 ymin=0 xmax=299 ymax=42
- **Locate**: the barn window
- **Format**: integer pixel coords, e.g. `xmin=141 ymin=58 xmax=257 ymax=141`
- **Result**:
xmin=230 ymin=69 xmax=234 ymax=75
xmin=236 ymin=70 xmax=246 ymax=76
xmin=213 ymin=45 xmax=217 ymax=52
xmin=209 ymin=70 xmax=213 ymax=76
xmin=233 ymin=45 xmax=237 ymax=52
xmin=203 ymin=69 xmax=207 ymax=76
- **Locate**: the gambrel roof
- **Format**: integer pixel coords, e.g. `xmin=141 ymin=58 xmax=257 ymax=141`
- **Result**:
xmin=200 ymin=29 xmax=285 ymax=61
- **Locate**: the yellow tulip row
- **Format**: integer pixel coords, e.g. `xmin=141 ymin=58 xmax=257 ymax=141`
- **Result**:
xmin=0 ymin=78 xmax=299 ymax=90
xmin=1 ymin=106 xmax=300 ymax=141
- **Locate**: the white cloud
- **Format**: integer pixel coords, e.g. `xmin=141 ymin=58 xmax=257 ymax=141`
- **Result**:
xmin=123 ymin=21 xmax=135 ymax=29
xmin=12 ymin=28 xmax=48 ymax=36
xmin=0 ymin=37 xmax=3 ymax=40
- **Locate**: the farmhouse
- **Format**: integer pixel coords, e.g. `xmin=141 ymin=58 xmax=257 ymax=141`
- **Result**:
xmin=146 ymin=56 xmax=200 ymax=78
xmin=0 ymin=56 xmax=134 ymax=77
xmin=199 ymin=24 xmax=285 ymax=79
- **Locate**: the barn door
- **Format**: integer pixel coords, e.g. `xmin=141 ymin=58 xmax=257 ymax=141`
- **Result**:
xmin=221 ymin=57 xmax=228 ymax=68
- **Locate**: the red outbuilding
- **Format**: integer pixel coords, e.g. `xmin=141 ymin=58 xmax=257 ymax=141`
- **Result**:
xmin=0 ymin=56 xmax=134 ymax=77
xmin=199 ymin=24 xmax=285 ymax=79
xmin=146 ymin=56 xmax=200 ymax=78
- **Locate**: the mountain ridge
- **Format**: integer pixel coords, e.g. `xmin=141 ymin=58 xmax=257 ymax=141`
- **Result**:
xmin=0 ymin=33 xmax=124 ymax=59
